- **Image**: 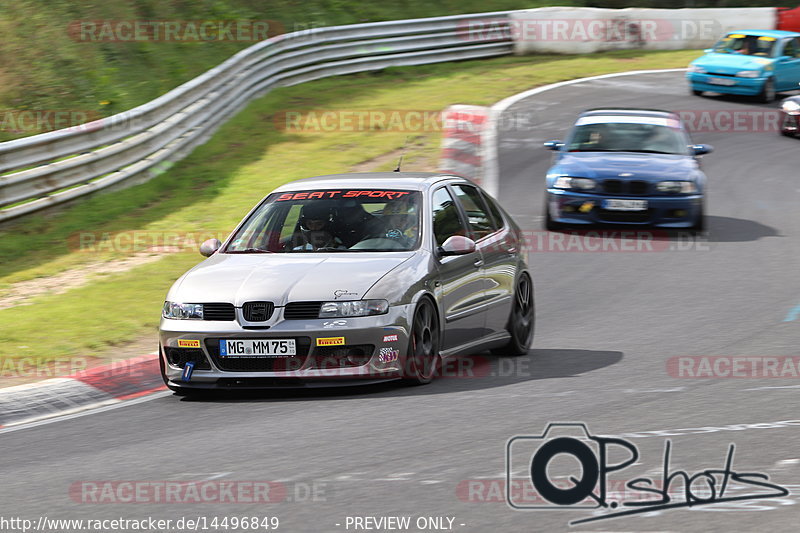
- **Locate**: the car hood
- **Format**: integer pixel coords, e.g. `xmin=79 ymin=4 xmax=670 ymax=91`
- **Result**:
xmin=553 ymin=152 xmax=699 ymax=181
xmin=169 ymin=252 xmax=415 ymax=305
xmin=692 ymin=52 xmax=773 ymax=73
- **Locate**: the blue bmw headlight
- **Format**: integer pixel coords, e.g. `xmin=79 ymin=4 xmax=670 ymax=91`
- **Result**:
xmin=735 ymin=70 xmax=761 ymax=78
xmin=656 ymin=181 xmax=698 ymax=194
xmin=553 ymin=176 xmax=596 ymax=190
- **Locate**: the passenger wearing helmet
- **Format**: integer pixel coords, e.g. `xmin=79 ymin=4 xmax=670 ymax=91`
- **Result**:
xmin=292 ymin=201 xmax=345 ymax=251
xmin=382 ymin=196 xmax=419 ymax=248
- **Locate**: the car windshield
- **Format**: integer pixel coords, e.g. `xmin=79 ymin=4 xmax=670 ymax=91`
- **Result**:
xmin=567 ymin=118 xmax=689 ymax=155
xmin=713 ymin=34 xmax=776 ymax=57
xmin=225 ymin=189 xmax=421 ymax=253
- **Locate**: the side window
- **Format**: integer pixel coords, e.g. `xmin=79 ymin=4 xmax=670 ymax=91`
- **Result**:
xmin=431 ymin=187 xmax=467 ymax=247
xmin=791 ymin=38 xmax=800 ymax=58
xmin=782 ymin=39 xmax=796 ymax=58
xmin=481 ymin=191 xmax=506 ymax=231
xmin=451 ymin=185 xmax=495 ymax=240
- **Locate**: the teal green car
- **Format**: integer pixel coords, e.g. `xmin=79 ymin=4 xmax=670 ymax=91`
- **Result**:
xmin=687 ymin=30 xmax=800 ymax=102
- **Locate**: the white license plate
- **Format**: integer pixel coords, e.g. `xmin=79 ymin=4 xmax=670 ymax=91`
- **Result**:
xmin=708 ymin=77 xmax=736 ymax=86
xmin=604 ymin=199 xmax=648 ymax=211
xmin=219 ymin=339 xmax=296 ymax=357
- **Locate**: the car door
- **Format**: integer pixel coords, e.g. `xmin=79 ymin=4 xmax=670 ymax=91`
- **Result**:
xmin=430 ymin=185 xmax=486 ymax=350
xmin=775 ymin=38 xmax=800 ymax=91
xmin=450 ymin=184 xmax=517 ymax=335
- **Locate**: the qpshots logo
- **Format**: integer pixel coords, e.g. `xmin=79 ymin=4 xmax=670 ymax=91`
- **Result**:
xmin=506 ymin=423 xmax=789 ymax=526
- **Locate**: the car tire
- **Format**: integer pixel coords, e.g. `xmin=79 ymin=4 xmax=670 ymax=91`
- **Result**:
xmin=759 ymin=78 xmax=776 ymax=103
xmin=402 ymin=297 xmax=440 ymax=385
xmin=544 ymin=199 xmax=562 ymax=231
xmin=490 ymin=273 xmax=535 ymax=357
xmin=690 ymin=202 xmax=705 ymax=234
xmin=691 ymin=88 xmax=703 ymax=96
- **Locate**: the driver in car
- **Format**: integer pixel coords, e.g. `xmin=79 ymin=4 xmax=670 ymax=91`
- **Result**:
xmin=382 ymin=196 xmax=419 ymax=248
xmin=292 ymin=201 xmax=346 ymax=251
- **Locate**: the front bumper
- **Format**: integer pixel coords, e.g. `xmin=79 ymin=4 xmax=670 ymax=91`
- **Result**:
xmin=546 ymin=189 xmax=703 ymax=228
xmin=780 ymin=111 xmax=800 ymax=136
xmin=687 ymin=72 xmax=767 ymax=96
xmin=159 ymin=304 xmax=412 ymax=389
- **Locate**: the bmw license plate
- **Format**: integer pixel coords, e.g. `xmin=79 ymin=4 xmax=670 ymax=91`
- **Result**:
xmin=603 ymin=199 xmax=648 ymax=211
xmin=219 ymin=339 xmax=296 ymax=357
xmin=708 ymin=77 xmax=736 ymax=86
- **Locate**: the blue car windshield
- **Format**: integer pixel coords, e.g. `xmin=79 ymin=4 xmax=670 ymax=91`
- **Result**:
xmin=225 ymin=189 xmax=421 ymax=253
xmin=713 ymin=34 xmax=776 ymax=57
xmin=567 ymin=120 xmax=690 ymax=155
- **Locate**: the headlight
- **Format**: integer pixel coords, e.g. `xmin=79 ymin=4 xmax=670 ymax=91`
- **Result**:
xmin=782 ymin=100 xmax=800 ymax=115
xmin=318 ymin=299 xmax=389 ymax=318
xmin=552 ymin=176 xmax=596 ymax=190
xmin=656 ymin=181 xmax=698 ymax=194
xmin=735 ymin=70 xmax=761 ymax=78
xmin=162 ymin=301 xmax=204 ymax=320
xmin=688 ymin=65 xmax=706 ymax=74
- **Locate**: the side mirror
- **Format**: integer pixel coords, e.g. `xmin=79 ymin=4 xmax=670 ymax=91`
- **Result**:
xmin=691 ymin=144 xmax=713 ymax=156
xmin=778 ymin=55 xmax=791 ymax=62
xmin=543 ymin=140 xmax=564 ymax=151
xmin=438 ymin=235 xmax=476 ymax=256
xmin=200 ymin=238 xmax=222 ymax=257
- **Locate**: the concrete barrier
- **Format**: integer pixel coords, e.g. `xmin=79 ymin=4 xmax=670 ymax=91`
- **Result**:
xmin=504 ymin=7 xmax=777 ymax=55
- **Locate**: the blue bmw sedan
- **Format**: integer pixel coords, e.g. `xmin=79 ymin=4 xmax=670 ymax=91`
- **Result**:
xmin=542 ymin=109 xmax=712 ymax=232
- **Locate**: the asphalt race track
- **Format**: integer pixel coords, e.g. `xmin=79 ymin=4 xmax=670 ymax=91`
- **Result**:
xmin=2 ymin=71 xmax=800 ymax=532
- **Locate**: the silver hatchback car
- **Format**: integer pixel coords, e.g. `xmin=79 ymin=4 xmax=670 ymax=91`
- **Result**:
xmin=159 ymin=172 xmax=534 ymax=393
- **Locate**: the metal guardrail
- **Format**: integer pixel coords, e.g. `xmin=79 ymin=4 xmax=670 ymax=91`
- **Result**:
xmin=0 ymin=11 xmax=512 ymax=222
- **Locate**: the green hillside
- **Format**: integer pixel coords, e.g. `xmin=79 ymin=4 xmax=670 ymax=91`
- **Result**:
xmin=0 ymin=0 xmax=580 ymax=141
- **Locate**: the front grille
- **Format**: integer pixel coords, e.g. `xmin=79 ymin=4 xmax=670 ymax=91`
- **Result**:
xmin=284 ymin=302 xmax=322 ymax=320
xmin=205 ymin=337 xmax=312 ymax=371
xmin=203 ymin=303 xmax=235 ymax=321
xmin=596 ymin=209 xmax=653 ymax=224
xmin=243 ymin=301 xmax=274 ymax=322
xmin=602 ymin=179 xmax=622 ymax=194
xmin=601 ymin=180 xmax=649 ymax=195
xmin=310 ymin=345 xmax=374 ymax=369
xmin=629 ymin=180 xmax=648 ymax=195
xmin=164 ymin=347 xmax=212 ymax=370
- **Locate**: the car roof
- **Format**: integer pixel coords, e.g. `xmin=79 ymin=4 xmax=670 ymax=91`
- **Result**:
xmin=272 ymin=172 xmax=472 ymax=192
xmin=724 ymin=29 xmax=800 ymax=38
xmin=580 ymin=108 xmax=678 ymax=119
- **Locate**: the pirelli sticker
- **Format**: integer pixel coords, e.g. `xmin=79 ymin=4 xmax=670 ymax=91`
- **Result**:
xmin=177 ymin=339 xmax=201 ymax=348
xmin=316 ymin=336 xmax=345 ymax=347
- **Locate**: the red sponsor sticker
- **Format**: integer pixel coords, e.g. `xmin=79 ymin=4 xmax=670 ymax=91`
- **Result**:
xmin=383 ymin=334 xmax=399 ymax=342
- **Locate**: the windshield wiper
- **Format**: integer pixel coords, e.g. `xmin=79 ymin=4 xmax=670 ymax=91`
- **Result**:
xmin=569 ymin=149 xmax=625 ymax=152
xmin=226 ymin=247 xmax=273 ymax=253
xmin=625 ymin=149 xmax=677 ymax=154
